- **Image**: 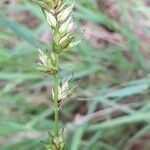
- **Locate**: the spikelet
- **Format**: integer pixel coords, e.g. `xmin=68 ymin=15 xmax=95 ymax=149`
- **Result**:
xmin=52 ymin=76 xmax=78 ymax=109
xmin=41 ymin=130 xmax=65 ymax=150
xmin=37 ymin=49 xmax=58 ymax=75
xmin=34 ymin=0 xmax=81 ymax=54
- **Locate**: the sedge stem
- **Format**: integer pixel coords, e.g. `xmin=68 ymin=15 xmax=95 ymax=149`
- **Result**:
xmin=54 ymin=54 xmax=59 ymax=136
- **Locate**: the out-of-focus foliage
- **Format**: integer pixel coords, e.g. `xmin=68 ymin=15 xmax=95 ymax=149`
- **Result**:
xmin=0 ymin=0 xmax=150 ymax=150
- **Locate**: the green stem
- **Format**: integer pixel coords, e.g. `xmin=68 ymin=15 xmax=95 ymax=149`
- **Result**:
xmin=54 ymin=54 xmax=59 ymax=136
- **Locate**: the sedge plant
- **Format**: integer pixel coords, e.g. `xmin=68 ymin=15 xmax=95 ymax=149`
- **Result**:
xmin=32 ymin=0 xmax=81 ymax=149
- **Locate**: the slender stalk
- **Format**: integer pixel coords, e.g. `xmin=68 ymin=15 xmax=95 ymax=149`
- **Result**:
xmin=54 ymin=54 xmax=59 ymax=136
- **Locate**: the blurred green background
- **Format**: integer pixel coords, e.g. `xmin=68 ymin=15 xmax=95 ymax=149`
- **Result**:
xmin=0 ymin=0 xmax=150 ymax=150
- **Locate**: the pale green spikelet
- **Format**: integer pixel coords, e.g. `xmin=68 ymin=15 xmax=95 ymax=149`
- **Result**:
xmin=42 ymin=130 xmax=65 ymax=150
xmin=37 ymin=49 xmax=58 ymax=75
xmin=52 ymin=76 xmax=79 ymax=109
xmin=34 ymin=0 xmax=80 ymax=54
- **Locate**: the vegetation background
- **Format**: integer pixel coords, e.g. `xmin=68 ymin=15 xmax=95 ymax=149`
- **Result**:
xmin=0 ymin=0 xmax=150 ymax=149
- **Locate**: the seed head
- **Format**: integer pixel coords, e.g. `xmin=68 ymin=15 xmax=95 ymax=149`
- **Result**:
xmin=52 ymin=76 xmax=78 ymax=109
xmin=34 ymin=0 xmax=81 ymax=54
xmin=37 ymin=49 xmax=58 ymax=75
xmin=42 ymin=130 xmax=65 ymax=150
